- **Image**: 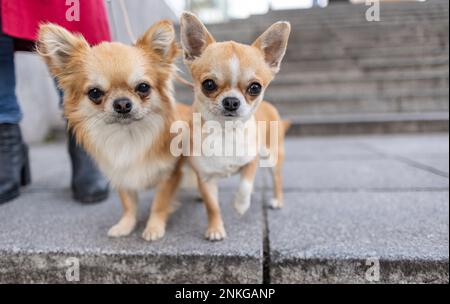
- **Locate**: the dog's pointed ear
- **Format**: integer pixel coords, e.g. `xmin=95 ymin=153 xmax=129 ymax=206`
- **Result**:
xmin=37 ymin=23 xmax=89 ymax=76
xmin=180 ymin=12 xmax=215 ymax=63
xmin=252 ymin=21 xmax=291 ymax=74
xmin=137 ymin=20 xmax=178 ymax=62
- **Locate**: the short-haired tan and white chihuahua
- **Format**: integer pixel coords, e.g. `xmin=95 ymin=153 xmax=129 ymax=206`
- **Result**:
xmin=37 ymin=21 xmax=191 ymax=241
xmin=180 ymin=12 xmax=291 ymax=241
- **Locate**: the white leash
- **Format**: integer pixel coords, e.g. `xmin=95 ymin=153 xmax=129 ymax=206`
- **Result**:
xmin=118 ymin=0 xmax=137 ymax=43
xmin=106 ymin=0 xmax=136 ymax=43
xmin=105 ymin=0 xmax=118 ymax=40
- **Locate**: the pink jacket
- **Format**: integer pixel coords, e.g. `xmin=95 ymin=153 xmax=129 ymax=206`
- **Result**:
xmin=1 ymin=0 xmax=111 ymax=45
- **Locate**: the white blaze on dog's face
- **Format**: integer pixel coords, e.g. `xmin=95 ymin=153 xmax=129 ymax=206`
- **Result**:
xmin=37 ymin=21 xmax=178 ymax=146
xmin=180 ymin=12 xmax=290 ymax=122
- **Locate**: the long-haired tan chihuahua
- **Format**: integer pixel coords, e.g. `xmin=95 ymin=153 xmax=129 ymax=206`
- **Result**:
xmin=180 ymin=12 xmax=291 ymax=241
xmin=37 ymin=21 xmax=191 ymax=241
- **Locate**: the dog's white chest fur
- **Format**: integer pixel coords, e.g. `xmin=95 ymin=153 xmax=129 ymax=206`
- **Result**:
xmin=192 ymin=117 xmax=258 ymax=180
xmin=86 ymin=117 xmax=174 ymax=190
xmin=100 ymin=152 xmax=174 ymax=190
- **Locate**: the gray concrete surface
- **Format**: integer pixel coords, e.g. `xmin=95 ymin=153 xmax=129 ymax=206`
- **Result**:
xmin=0 ymin=190 xmax=263 ymax=283
xmin=268 ymin=191 xmax=449 ymax=283
xmin=262 ymin=158 xmax=448 ymax=190
xmin=0 ymin=133 xmax=448 ymax=283
xmin=266 ymin=133 xmax=449 ymax=283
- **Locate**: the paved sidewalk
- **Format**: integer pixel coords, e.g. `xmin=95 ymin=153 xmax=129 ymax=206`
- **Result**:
xmin=0 ymin=134 xmax=448 ymax=283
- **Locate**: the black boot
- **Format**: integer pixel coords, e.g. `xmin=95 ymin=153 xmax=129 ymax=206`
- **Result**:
xmin=68 ymin=129 xmax=109 ymax=203
xmin=0 ymin=124 xmax=31 ymax=204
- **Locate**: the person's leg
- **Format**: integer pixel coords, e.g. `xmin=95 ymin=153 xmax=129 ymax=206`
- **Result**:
xmin=0 ymin=27 xmax=22 ymax=123
xmin=54 ymin=81 xmax=109 ymax=203
xmin=0 ymin=29 xmax=30 ymax=204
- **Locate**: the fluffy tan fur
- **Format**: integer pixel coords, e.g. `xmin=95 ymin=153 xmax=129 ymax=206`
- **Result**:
xmin=180 ymin=12 xmax=291 ymax=241
xmin=37 ymin=21 xmax=191 ymax=241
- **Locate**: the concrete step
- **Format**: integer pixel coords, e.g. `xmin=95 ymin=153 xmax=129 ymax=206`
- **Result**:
xmin=176 ymin=55 xmax=448 ymax=78
xmin=268 ymin=90 xmax=449 ymax=116
xmin=269 ymin=191 xmax=449 ymax=283
xmin=0 ymin=134 xmax=448 ymax=283
xmin=284 ymin=45 xmax=449 ymax=63
xmin=267 ymin=132 xmax=449 ymax=283
xmin=272 ymin=69 xmax=449 ymax=86
xmin=279 ymin=49 xmax=449 ymax=73
xmin=210 ymin=22 xmax=449 ymax=45
xmin=249 ymin=11 xmax=449 ymax=29
xmin=209 ymin=29 xmax=448 ymax=50
xmin=259 ymin=86 xmax=449 ymax=115
xmin=207 ymin=8 xmax=449 ymax=30
xmin=265 ymin=78 xmax=449 ymax=99
xmin=359 ymin=56 xmax=449 ymax=71
xmin=284 ymin=112 xmax=449 ymax=136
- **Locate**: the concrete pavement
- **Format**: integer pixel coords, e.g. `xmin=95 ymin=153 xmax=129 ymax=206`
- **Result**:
xmin=0 ymin=133 xmax=448 ymax=283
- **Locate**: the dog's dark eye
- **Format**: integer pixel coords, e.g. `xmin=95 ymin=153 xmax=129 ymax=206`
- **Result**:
xmin=202 ymin=79 xmax=217 ymax=93
xmin=87 ymin=88 xmax=104 ymax=104
xmin=136 ymin=83 xmax=151 ymax=96
xmin=247 ymin=82 xmax=262 ymax=96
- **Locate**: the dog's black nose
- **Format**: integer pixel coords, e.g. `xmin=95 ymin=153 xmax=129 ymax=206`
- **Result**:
xmin=222 ymin=97 xmax=240 ymax=112
xmin=113 ymin=98 xmax=133 ymax=114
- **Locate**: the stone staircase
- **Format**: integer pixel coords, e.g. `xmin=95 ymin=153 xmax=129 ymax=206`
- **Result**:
xmin=174 ymin=0 xmax=449 ymax=135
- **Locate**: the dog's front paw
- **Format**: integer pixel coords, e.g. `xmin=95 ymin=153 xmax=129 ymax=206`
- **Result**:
xmin=205 ymin=224 xmax=227 ymax=241
xmin=233 ymin=192 xmax=251 ymax=215
xmin=142 ymin=225 xmax=165 ymax=241
xmin=270 ymin=198 xmax=283 ymax=209
xmin=108 ymin=217 xmax=136 ymax=237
